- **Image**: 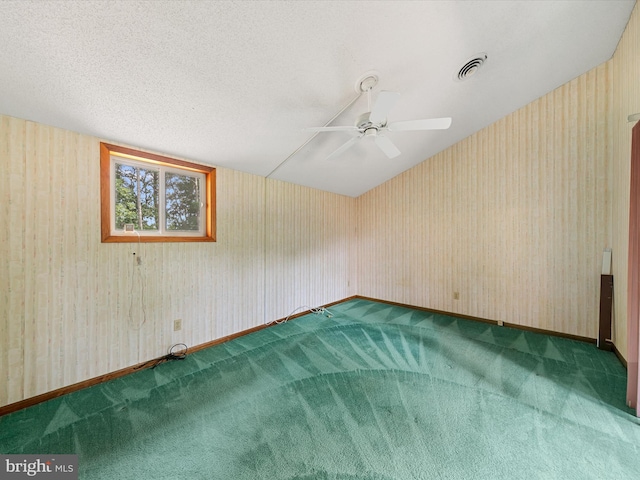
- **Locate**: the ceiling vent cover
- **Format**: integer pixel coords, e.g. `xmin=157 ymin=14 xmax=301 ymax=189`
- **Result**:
xmin=456 ymin=54 xmax=487 ymax=80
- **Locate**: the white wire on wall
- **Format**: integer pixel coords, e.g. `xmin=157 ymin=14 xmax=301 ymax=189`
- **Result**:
xmin=128 ymin=230 xmax=147 ymax=330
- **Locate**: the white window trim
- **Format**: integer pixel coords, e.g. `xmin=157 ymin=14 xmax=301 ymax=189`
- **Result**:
xmin=110 ymin=156 xmax=206 ymax=237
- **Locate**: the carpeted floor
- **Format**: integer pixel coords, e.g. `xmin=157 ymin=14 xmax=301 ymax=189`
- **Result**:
xmin=1 ymin=298 xmax=639 ymax=479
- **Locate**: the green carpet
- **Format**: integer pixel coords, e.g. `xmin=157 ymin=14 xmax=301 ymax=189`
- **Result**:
xmin=2 ymin=299 xmax=639 ymax=479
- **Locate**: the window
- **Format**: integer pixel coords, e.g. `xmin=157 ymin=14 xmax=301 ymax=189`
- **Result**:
xmin=100 ymin=143 xmax=215 ymax=242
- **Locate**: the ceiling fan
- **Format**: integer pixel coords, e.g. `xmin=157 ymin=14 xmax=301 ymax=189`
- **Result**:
xmin=305 ymin=86 xmax=452 ymax=160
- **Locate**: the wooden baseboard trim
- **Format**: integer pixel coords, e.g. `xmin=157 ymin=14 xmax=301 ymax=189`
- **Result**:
xmin=2 ymin=294 xmax=626 ymax=416
xmin=354 ymin=295 xmax=598 ymax=344
xmin=359 ymin=296 xmax=629 ymax=369
xmin=613 ymin=343 xmax=628 ymax=369
xmin=0 ymin=296 xmax=357 ymax=418
xmin=187 ymin=296 xmax=357 ymax=355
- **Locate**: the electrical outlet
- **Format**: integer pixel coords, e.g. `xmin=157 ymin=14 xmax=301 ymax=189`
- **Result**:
xmin=453 ymin=292 xmax=460 ymax=300
xmin=173 ymin=319 xmax=182 ymax=331
xmin=497 ymin=319 xmax=504 ymax=327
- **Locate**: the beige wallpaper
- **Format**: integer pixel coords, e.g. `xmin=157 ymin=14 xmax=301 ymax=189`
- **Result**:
xmin=265 ymin=180 xmax=356 ymax=320
xmin=0 ymin=116 xmax=357 ymax=407
xmin=611 ymin=3 xmax=640 ymax=360
xmin=357 ymin=62 xmax=611 ymax=339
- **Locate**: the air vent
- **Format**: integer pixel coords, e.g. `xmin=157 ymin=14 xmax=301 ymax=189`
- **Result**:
xmin=456 ymin=54 xmax=487 ymax=81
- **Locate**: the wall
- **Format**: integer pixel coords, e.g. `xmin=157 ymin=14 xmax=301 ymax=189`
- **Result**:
xmin=356 ymin=0 xmax=640 ymax=359
xmin=0 ymin=115 xmax=357 ymax=407
xmin=266 ymin=181 xmax=356 ymax=318
xmin=357 ymin=62 xmax=611 ymax=339
xmin=611 ymin=2 xmax=640 ymax=360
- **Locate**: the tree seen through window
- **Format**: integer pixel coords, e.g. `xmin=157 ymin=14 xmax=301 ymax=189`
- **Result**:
xmin=115 ymin=163 xmax=159 ymax=230
xmin=165 ymin=172 xmax=201 ymax=231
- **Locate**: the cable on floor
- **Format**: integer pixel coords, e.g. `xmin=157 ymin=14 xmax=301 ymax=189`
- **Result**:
xmin=134 ymin=343 xmax=188 ymax=370
xmin=268 ymin=305 xmax=334 ymax=325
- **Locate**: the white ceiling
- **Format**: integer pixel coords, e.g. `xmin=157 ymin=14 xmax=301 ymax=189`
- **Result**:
xmin=0 ymin=0 xmax=635 ymax=197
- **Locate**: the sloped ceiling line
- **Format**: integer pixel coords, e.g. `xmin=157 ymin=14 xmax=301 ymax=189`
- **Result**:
xmin=266 ymin=89 xmax=363 ymax=179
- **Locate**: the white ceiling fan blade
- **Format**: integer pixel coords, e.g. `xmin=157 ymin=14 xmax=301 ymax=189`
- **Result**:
xmin=304 ymin=126 xmax=358 ymax=133
xmin=326 ymin=136 xmax=360 ymax=160
xmin=374 ymin=135 xmax=401 ymax=159
xmin=387 ymin=117 xmax=452 ymax=132
xmin=370 ymin=91 xmax=400 ymax=124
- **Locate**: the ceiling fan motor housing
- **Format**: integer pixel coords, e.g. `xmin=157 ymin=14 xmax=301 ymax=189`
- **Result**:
xmin=355 ymin=112 xmax=379 ymax=131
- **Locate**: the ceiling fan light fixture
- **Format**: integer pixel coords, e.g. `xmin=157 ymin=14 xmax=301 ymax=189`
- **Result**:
xmin=456 ymin=53 xmax=488 ymax=81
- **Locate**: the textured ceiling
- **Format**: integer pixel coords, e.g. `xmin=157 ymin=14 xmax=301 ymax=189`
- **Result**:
xmin=0 ymin=0 xmax=635 ymax=197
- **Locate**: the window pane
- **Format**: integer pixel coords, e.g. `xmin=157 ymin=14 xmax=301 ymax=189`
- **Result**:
xmin=165 ymin=172 xmax=201 ymax=231
xmin=114 ymin=162 xmax=159 ymax=230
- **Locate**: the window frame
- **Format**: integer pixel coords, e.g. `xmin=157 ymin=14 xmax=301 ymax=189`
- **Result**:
xmin=110 ymin=157 xmax=206 ymax=237
xmin=100 ymin=142 xmax=216 ymax=243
